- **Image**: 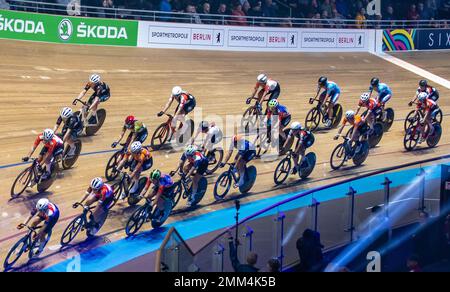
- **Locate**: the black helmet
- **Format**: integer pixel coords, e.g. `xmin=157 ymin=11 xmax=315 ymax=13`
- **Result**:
xmin=370 ymin=77 xmax=380 ymax=87
xmin=419 ymin=79 xmax=428 ymax=87
xmin=199 ymin=121 xmax=209 ymax=131
xmin=318 ymin=76 xmax=327 ymax=86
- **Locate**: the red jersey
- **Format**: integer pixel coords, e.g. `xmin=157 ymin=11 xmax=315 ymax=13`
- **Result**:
xmin=33 ymin=134 xmax=63 ymax=155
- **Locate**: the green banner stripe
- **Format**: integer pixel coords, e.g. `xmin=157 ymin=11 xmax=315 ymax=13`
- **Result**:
xmin=0 ymin=9 xmax=137 ymax=46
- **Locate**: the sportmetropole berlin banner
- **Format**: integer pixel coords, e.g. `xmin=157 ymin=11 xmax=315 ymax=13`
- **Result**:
xmin=0 ymin=9 xmax=138 ymax=46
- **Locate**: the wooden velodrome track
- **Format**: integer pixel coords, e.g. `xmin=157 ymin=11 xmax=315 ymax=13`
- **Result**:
xmin=0 ymin=39 xmax=449 ymax=271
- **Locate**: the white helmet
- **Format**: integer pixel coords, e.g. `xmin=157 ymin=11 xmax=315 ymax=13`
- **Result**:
xmin=43 ymin=129 xmax=54 ymax=142
xmin=360 ymin=92 xmax=370 ymax=103
xmin=89 ymin=74 xmax=101 ymax=84
xmin=185 ymin=145 xmax=197 ymax=156
xmin=60 ymin=107 xmax=73 ymax=119
xmin=267 ymin=79 xmax=277 ymax=91
xmin=90 ymin=177 xmax=104 ymax=190
xmin=291 ymin=122 xmax=302 ymax=130
xmin=131 ymin=141 xmax=142 ymax=153
xmin=257 ymin=74 xmax=268 ymax=83
xmin=345 ymin=110 xmax=355 ymax=120
xmin=172 ymin=86 xmax=182 ymax=97
xmin=418 ymin=92 xmax=428 ymax=102
xmin=36 ymin=198 xmax=49 ymax=211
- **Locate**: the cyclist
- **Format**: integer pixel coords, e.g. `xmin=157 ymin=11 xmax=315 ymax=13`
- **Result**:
xmin=22 ymin=129 xmax=64 ymax=180
xmin=111 ymin=115 xmax=148 ymax=150
xmin=414 ymin=92 xmax=441 ymax=143
xmin=17 ymin=198 xmax=60 ymax=255
xmin=334 ymin=110 xmax=369 ymax=157
xmin=316 ymin=76 xmax=341 ymax=127
xmin=53 ymin=107 xmax=83 ymax=158
xmin=76 ymin=74 xmax=110 ymax=124
xmin=249 ymin=74 xmax=281 ymax=111
xmin=355 ymin=92 xmax=381 ymax=132
xmin=282 ymin=122 xmax=315 ymax=175
xmin=410 ymin=79 xmax=439 ymax=103
xmin=116 ymin=141 xmax=153 ymax=199
xmin=266 ymin=99 xmax=291 ymax=142
xmin=76 ymin=177 xmax=113 ymax=232
xmin=368 ymin=77 xmax=392 ymax=107
xmin=158 ymin=86 xmax=196 ymax=136
xmin=221 ymin=135 xmax=256 ymax=187
xmin=176 ymin=145 xmax=209 ymax=206
xmin=190 ymin=121 xmax=223 ymax=151
xmin=141 ymin=169 xmax=175 ymax=220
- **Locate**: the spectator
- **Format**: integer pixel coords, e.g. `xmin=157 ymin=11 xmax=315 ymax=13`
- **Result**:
xmin=248 ymin=0 xmax=263 ymax=19
xmin=227 ymin=232 xmax=259 ymax=272
xmin=306 ymin=0 xmax=320 ymax=18
xmin=384 ymin=5 xmax=395 ymax=21
xmin=159 ymin=0 xmax=172 ymax=22
xmin=332 ymin=8 xmax=345 ymax=28
xmin=0 ymin=0 xmax=10 ymax=10
xmin=407 ymin=255 xmax=422 ymax=272
xmin=355 ymin=7 xmax=366 ymax=28
xmin=320 ymin=0 xmax=333 ymax=16
xmin=418 ymin=2 xmax=431 ymax=20
xmin=296 ymin=229 xmax=324 ymax=272
xmin=266 ymin=258 xmax=280 ymax=272
xmin=185 ymin=4 xmax=202 ymax=24
xmin=231 ymin=3 xmax=248 ymax=26
xmin=242 ymin=0 xmax=251 ymax=16
xmin=200 ymin=2 xmax=214 ymax=24
xmin=407 ymin=4 xmax=419 ymax=21
xmin=262 ymin=0 xmax=278 ymax=19
xmin=215 ymin=3 xmax=229 ymax=25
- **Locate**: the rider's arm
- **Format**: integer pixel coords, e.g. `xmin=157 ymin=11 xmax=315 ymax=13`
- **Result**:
xmin=130 ymin=161 xmax=143 ymax=178
xmin=77 ymin=87 xmax=89 ymax=101
xmin=421 ymin=108 xmax=431 ymax=123
xmin=79 ymin=188 xmax=91 ymax=205
xmin=223 ymin=140 xmax=234 ymax=164
xmin=187 ymin=163 xmax=197 ymax=177
xmin=283 ymin=134 xmax=293 ymax=149
xmin=63 ymin=129 xmax=72 ymax=143
xmin=116 ymin=153 xmax=129 ymax=171
xmin=116 ymin=126 xmax=127 ymax=143
xmin=53 ymin=117 xmax=62 ymax=133
xmin=190 ymin=129 xmax=200 ymax=145
xmin=161 ymin=97 xmax=174 ymax=114
xmin=26 ymin=137 xmax=41 ymax=158
xmin=251 ymin=83 xmax=259 ymax=98
xmin=355 ymin=105 xmax=362 ymax=115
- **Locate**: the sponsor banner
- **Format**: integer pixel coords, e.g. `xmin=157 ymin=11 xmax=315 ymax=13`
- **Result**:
xmin=382 ymin=29 xmax=416 ymax=51
xmin=138 ymin=21 xmax=372 ymax=52
xmin=0 ymin=9 xmax=137 ymax=46
xmin=416 ymin=29 xmax=450 ymax=50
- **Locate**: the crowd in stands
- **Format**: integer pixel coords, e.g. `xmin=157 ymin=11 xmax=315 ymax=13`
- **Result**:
xmin=4 ymin=0 xmax=450 ymax=27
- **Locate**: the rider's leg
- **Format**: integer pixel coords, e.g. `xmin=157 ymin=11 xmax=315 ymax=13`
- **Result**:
xmin=86 ymin=97 xmax=100 ymax=123
xmin=191 ymin=173 xmax=200 ymax=198
xmin=236 ymin=157 xmax=246 ymax=186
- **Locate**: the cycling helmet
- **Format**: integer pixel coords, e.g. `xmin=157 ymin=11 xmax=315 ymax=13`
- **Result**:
xmin=43 ymin=129 xmax=54 ymax=142
xmin=90 ymin=177 xmax=104 ymax=190
xmin=200 ymin=121 xmax=209 ymax=131
xmin=36 ymin=198 xmax=49 ymax=211
xmin=150 ymin=169 xmax=161 ymax=180
xmin=268 ymin=99 xmax=279 ymax=109
xmin=290 ymin=122 xmax=302 ymax=130
xmin=125 ymin=115 xmax=136 ymax=126
xmin=419 ymin=79 xmax=428 ymax=88
xmin=185 ymin=145 xmax=197 ymax=156
xmin=417 ymin=92 xmax=428 ymax=102
xmin=89 ymin=74 xmax=101 ymax=84
xmin=370 ymin=77 xmax=380 ymax=87
xmin=345 ymin=110 xmax=355 ymax=120
xmin=60 ymin=107 xmax=73 ymax=120
xmin=360 ymin=92 xmax=370 ymax=103
xmin=130 ymin=141 xmax=142 ymax=153
xmin=172 ymin=86 xmax=182 ymax=97
xmin=318 ymin=76 xmax=328 ymax=86
xmin=257 ymin=74 xmax=268 ymax=83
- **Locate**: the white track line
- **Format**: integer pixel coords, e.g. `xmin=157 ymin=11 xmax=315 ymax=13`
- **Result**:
xmin=373 ymin=52 xmax=450 ymax=89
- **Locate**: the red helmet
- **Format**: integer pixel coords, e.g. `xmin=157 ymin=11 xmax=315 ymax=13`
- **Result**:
xmin=125 ymin=115 xmax=136 ymax=126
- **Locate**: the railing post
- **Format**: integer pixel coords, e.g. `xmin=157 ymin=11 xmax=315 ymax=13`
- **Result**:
xmin=243 ymin=225 xmax=254 ymax=251
xmin=417 ymin=168 xmax=426 ymax=212
xmin=382 ymin=177 xmax=392 ymax=218
xmin=212 ymin=243 xmax=225 ymax=272
xmin=345 ymin=187 xmax=357 ymax=242
xmin=271 ymin=212 xmax=285 ymax=269
xmin=310 ymin=198 xmax=320 ymax=232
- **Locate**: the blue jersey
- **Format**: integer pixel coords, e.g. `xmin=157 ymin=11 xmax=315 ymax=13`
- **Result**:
xmin=325 ymin=81 xmax=341 ymax=95
xmin=236 ymin=139 xmax=255 ymax=153
xmin=370 ymin=83 xmax=392 ymax=95
xmin=181 ymin=151 xmax=208 ymax=167
xmin=159 ymin=174 xmax=174 ymax=188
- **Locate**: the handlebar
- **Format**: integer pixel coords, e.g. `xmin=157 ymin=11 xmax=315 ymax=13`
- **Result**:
xmin=72 ymin=98 xmax=88 ymax=106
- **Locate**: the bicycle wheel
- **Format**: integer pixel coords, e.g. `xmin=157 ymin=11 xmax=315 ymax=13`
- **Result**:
xmin=29 ymin=230 xmax=52 ymax=260
xmin=151 ymin=123 xmax=170 ymax=150
xmin=382 ymin=108 xmax=395 ymax=132
xmin=404 ymin=110 xmax=419 ymax=132
xmin=62 ymin=140 xmax=82 ymax=169
xmin=127 ymin=177 xmax=148 ymax=206
xmin=151 ymin=199 xmax=173 ymax=228
xmin=241 ymin=107 xmax=259 ymax=133
xmin=299 ymin=152 xmax=317 ymax=179
xmin=3 ymin=236 xmax=28 ymax=270
xmin=353 ymin=141 xmax=370 ymax=166
xmin=109 ymin=181 xmax=123 ymax=210
xmin=330 ymin=143 xmax=347 ymax=170
xmin=434 ymin=109 xmax=443 ymax=124
xmin=331 ymin=104 xmax=343 ymax=129
xmin=60 ymin=215 xmax=84 ymax=246
xmin=125 ymin=204 xmax=150 ymax=236
xmin=273 ymin=157 xmax=291 ymax=185
xmin=85 ymin=109 xmax=106 ymax=136
xmin=105 ymin=151 xmax=121 ymax=181
xmin=171 ymin=181 xmax=183 ymax=209
xmin=11 ymin=167 xmax=33 ymax=199
xmin=368 ymin=123 xmax=384 ymax=148
xmin=403 ymin=126 xmax=419 ymax=151
xmin=206 ymin=148 xmax=224 ymax=174
xmin=239 ymin=166 xmax=257 ymax=194
xmin=427 ymin=123 xmax=442 ymax=148
xmin=214 ymin=171 xmax=232 ymax=201
xmin=305 ymin=108 xmax=321 ymax=131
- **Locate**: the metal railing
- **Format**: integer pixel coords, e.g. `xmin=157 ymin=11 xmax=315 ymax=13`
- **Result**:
xmin=4 ymin=0 xmax=450 ymax=29
xmin=156 ymin=154 xmax=450 ymax=272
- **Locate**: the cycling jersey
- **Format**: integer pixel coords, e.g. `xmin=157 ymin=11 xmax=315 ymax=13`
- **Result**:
xmin=126 ymin=148 xmax=152 ymax=163
xmin=267 ymin=104 xmax=290 ymax=120
xmin=32 ymin=202 xmax=59 ymax=223
xmin=417 ymin=85 xmax=439 ymax=101
xmin=93 ymin=184 xmax=114 ymax=203
xmin=34 ymin=134 xmax=63 ymax=156
xmin=343 ymin=114 xmax=364 ymax=129
xmin=370 ymin=83 xmax=392 ymax=96
xmin=181 ymin=151 xmax=208 ymax=167
xmin=57 ymin=115 xmax=83 ymax=137
xmin=206 ymin=125 xmax=223 ymax=144
xmin=146 ymin=174 xmax=174 ymax=194
xmin=323 ymin=81 xmax=341 ymax=95
xmin=255 ymin=78 xmax=279 ymax=93
xmin=173 ymin=92 xmax=195 ymax=106
xmin=85 ymin=82 xmax=110 ymax=99
xmin=418 ymin=98 xmax=438 ymax=113
xmin=359 ymin=98 xmax=380 ymax=111
xmin=124 ymin=120 xmax=146 ymax=133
